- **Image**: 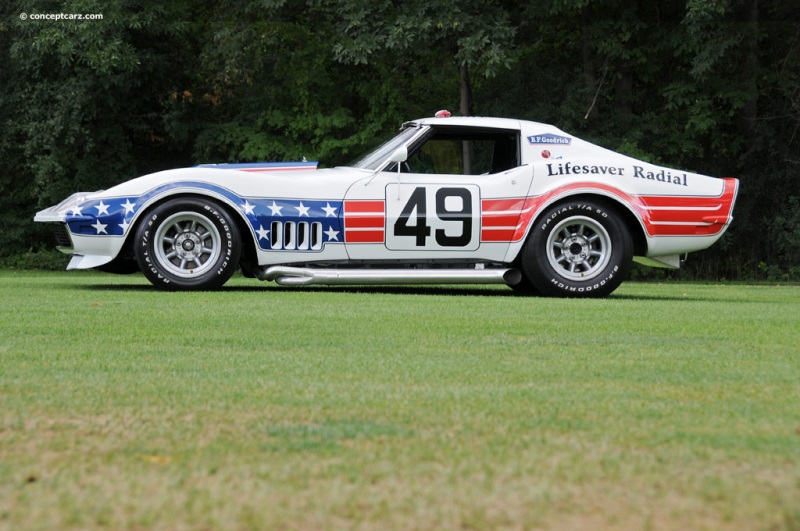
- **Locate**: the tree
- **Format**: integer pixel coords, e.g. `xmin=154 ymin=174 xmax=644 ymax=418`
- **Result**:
xmin=2 ymin=0 xmax=797 ymax=277
xmin=1 ymin=0 xmax=194 ymax=256
xmin=331 ymin=0 xmax=519 ymax=117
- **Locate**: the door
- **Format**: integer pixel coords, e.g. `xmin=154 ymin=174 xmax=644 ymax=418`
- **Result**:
xmin=342 ymin=127 xmax=533 ymax=262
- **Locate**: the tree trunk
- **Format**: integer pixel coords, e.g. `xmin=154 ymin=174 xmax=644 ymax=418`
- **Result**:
xmin=739 ymin=0 xmax=758 ymax=133
xmin=581 ymin=6 xmax=598 ymax=120
xmin=459 ymin=63 xmax=474 ymax=174
xmin=615 ymin=58 xmax=633 ymax=125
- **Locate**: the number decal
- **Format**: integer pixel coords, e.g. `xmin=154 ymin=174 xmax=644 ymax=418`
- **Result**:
xmin=386 ymin=184 xmax=480 ymax=251
xmin=393 ymin=186 xmax=431 ymax=246
xmin=435 ymin=187 xmax=472 ymax=247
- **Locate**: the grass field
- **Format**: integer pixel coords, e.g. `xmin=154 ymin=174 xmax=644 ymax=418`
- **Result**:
xmin=1 ymin=271 xmax=798 ymax=529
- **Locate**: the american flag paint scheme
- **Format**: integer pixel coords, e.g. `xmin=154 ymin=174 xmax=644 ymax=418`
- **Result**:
xmin=35 ymin=115 xmax=738 ymax=297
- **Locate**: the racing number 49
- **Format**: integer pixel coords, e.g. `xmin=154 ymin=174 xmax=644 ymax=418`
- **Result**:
xmin=393 ymin=186 xmax=472 ymax=247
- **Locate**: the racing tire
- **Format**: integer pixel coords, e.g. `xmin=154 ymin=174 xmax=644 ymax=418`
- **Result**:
xmin=134 ymin=197 xmax=241 ymax=291
xmin=520 ymin=199 xmax=632 ymax=298
xmin=508 ymin=274 xmax=541 ymax=296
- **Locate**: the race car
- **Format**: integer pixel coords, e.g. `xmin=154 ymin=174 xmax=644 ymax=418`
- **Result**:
xmin=34 ymin=113 xmax=738 ymax=297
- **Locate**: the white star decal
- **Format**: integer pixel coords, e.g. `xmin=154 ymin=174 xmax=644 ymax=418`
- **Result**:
xmin=242 ymin=200 xmax=255 ymax=215
xmin=324 ymin=227 xmax=340 ymax=241
xmin=92 ymin=221 xmax=108 ymax=234
xmin=68 ymin=205 xmax=83 ymax=216
xmin=121 ymin=199 xmax=136 ymax=215
xmin=119 ymin=219 xmax=131 ymax=233
xmin=296 ymin=202 xmax=310 ymax=217
xmin=95 ymin=201 xmax=109 ymax=216
xmin=322 ymin=202 xmax=337 ymax=217
xmin=268 ymin=201 xmax=283 ymax=216
xmin=256 ymin=225 xmax=270 ymax=240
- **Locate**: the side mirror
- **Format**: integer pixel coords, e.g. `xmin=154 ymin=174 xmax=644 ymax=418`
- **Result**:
xmin=364 ymin=145 xmax=409 ymax=187
xmin=389 ymin=146 xmax=407 ymax=173
xmin=389 ymin=145 xmax=408 ymax=163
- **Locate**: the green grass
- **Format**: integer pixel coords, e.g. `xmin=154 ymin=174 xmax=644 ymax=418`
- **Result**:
xmin=1 ymin=271 xmax=799 ymax=529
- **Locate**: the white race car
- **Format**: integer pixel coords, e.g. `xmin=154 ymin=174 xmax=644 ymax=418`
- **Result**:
xmin=34 ymin=113 xmax=738 ymax=297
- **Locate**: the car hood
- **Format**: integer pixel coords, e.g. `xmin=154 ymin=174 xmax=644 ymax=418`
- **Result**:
xmin=99 ymin=166 xmax=367 ymax=200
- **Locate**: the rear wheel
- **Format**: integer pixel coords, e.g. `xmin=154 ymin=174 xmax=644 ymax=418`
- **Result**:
xmin=520 ymin=199 xmax=632 ymax=297
xmin=508 ymin=273 xmax=541 ymax=296
xmin=135 ymin=197 xmax=240 ymax=290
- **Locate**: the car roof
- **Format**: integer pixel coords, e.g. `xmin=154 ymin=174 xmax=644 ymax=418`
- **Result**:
xmin=407 ymin=116 xmax=551 ymax=131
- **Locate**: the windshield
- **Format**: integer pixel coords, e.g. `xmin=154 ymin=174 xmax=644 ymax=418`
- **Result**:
xmin=349 ymin=126 xmax=421 ymax=170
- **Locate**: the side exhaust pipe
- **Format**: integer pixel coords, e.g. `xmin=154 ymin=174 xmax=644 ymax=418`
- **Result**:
xmin=257 ymin=266 xmax=522 ymax=287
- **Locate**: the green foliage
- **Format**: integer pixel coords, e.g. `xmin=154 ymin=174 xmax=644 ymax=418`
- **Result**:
xmin=0 ymin=0 xmax=194 ymax=255
xmin=0 ymin=250 xmax=66 ymax=270
xmin=766 ymin=196 xmax=800 ymax=274
xmin=332 ymin=0 xmax=519 ymax=78
xmin=1 ymin=0 xmax=798 ymax=275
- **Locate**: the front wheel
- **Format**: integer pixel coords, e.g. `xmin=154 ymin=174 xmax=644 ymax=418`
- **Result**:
xmin=519 ymin=200 xmax=632 ymax=297
xmin=135 ymin=197 xmax=241 ymax=290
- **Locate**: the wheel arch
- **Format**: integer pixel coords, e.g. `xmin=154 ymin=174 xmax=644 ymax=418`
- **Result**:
xmin=551 ymin=192 xmax=647 ymax=256
xmin=513 ymin=190 xmax=648 ymax=262
xmin=129 ymin=190 xmax=257 ymax=268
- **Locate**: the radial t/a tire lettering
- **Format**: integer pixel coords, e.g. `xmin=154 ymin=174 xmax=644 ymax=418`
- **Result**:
xmin=134 ymin=197 xmax=241 ymax=291
xmin=520 ymin=199 xmax=632 ymax=297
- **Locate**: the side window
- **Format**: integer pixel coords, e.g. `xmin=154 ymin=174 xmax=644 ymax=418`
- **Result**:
xmin=403 ymin=130 xmax=519 ymax=176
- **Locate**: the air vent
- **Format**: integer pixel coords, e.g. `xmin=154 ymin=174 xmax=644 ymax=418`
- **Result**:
xmin=269 ymin=221 xmax=324 ymax=251
xmin=52 ymin=224 xmax=73 ymax=248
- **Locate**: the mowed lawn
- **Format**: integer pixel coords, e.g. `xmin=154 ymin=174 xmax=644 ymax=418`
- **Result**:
xmin=1 ymin=271 xmax=798 ymax=530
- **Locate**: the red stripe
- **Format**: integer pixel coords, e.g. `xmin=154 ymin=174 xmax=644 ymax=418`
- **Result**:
xmin=482 ymin=212 xmax=522 ymax=227
xmin=344 ymin=200 xmax=385 ymax=213
xmin=642 ymin=179 xmax=737 ymax=235
xmin=343 ymin=201 xmax=386 ymax=243
xmin=507 ymin=178 xmax=737 ymax=240
xmin=512 ymin=196 xmax=548 ymax=241
xmin=644 ymin=224 xmax=725 ymax=236
xmin=480 ymin=198 xmax=525 ymax=242
xmin=345 ymin=216 xmax=385 ymax=229
xmin=641 ymin=196 xmax=726 ymax=208
xmin=647 ymin=208 xmax=722 ymax=224
xmin=482 ymin=198 xmax=525 ymax=212
xmin=345 ymin=230 xmax=385 ymax=243
xmin=482 ymin=228 xmax=517 ymax=242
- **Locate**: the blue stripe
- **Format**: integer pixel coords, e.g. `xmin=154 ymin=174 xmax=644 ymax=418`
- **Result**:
xmin=195 ymin=161 xmax=318 ymax=170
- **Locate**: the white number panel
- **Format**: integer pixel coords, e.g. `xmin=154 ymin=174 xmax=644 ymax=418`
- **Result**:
xmin=385 ymin=184 xmax=480 ymax=251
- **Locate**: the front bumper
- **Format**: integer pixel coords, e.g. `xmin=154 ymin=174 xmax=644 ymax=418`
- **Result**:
xmin=35 ymin=191 xmax=122 ymax=270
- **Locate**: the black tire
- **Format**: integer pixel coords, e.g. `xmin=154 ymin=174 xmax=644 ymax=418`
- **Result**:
xmin=134 ymin=197 xmax=241 ymax=290
xmin=508 ymin=274 xmax=541 ymax=296
xmin=519 ymin=199 xmax=632 ymax=297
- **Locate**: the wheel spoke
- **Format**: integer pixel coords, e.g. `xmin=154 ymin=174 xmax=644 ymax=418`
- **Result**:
xmin=544 ymin=214 xmax=616 ymax=283
xmin=150 ymin=208 xmax=231 ymax=281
